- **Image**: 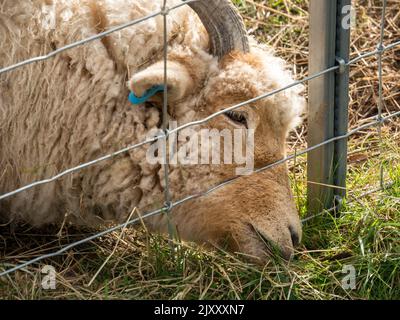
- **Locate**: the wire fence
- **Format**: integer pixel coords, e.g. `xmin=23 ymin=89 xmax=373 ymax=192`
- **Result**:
xmin=0 ymin=0 xmax=399 ymax=278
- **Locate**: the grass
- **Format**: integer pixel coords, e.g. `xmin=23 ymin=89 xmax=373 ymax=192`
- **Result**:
xmin=0 ymin=137 xmax=399 ymax=299
xmin=0 ymin=0 xmax=399 ymax=300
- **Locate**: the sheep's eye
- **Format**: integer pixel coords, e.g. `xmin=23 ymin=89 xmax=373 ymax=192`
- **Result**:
xmin=224 ymin=111 xmax=248 ymax=128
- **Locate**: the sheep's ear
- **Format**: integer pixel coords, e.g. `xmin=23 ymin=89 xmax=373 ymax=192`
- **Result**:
xmin=128 ymin=60 xmax=194 ymax=104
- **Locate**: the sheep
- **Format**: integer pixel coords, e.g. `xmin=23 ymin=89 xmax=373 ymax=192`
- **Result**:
xmin=0 ymin=0 xmax=305 ymax=262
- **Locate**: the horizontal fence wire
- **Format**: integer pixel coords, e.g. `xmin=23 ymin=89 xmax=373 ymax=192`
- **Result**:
xmin=0 ymin=0 xmax=197 ymax=75
xmin=1 ymin=39 xmax=400 ymax=201
xmin=1 ymin=110 xmax=399 ymax=277
xmin=301 ymin=180 xmax=395 ymax=223
xmin=1 ymin=0 xmax=400 ymax=277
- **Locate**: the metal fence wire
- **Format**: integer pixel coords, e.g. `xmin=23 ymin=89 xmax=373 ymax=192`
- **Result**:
xmin=0 ymin=0 xmax=399 ymax=277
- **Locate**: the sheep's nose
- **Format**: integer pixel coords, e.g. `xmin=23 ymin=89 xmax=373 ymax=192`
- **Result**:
xmin=250 ymin=223 xmax=300 ymax=261
xmin=289 ymin=225 xmax=300 ymax=247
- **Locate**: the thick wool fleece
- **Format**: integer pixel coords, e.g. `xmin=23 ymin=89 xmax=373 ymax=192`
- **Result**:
xmin=0 ymin=0 xmax=304 ymax=252
xmin=0 ymin=0 xmax=208 ymax=225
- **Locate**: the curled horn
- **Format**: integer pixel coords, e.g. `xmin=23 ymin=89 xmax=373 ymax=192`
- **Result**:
xmin=186 ymin=0 xmax=250 ymax=58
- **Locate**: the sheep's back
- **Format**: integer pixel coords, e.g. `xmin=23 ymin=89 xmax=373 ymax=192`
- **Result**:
xmin=0 ymin=0 xmax=208 ymax=226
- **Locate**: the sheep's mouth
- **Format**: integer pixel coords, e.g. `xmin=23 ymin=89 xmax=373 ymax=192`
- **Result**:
xmin=248 ymin=223 xmax=292 ymax=260
xmin=224 ymin=110 xmax=248 ymax=129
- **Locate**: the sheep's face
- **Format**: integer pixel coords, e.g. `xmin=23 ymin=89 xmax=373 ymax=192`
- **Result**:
xmin=129 ymin=49 xmax=305 ymax=262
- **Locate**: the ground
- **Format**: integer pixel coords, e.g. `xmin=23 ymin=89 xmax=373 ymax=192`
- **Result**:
xmin=0 ymin=0 xmax=399 ymax=299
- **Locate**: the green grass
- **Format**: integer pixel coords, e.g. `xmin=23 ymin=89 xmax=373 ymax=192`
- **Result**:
xmin=1 ymin=130 xmax=399 ymax=300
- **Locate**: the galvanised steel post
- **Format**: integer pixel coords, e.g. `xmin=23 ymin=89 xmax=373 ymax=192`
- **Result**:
xmin=307 ymin=0 xmax=351 ymax=215
xmin=334 ymin=0 xmax=351 ymax=203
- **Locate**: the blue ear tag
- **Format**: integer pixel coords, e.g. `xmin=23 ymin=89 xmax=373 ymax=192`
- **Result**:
xmin=129 ymin=85 xmax=165 ymax=105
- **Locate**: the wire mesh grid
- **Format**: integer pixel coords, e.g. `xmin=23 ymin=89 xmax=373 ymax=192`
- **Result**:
xmin=0 ymin=0 xmax=399 ymax=277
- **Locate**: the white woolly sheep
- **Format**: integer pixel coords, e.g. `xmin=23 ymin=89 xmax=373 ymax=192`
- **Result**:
xmin=0 ymin=0 xmax=305 ymax=261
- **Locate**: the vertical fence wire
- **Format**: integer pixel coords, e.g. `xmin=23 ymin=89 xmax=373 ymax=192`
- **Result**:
xmin=161 ymin=1 xmax=174 ymax=240
xmin=377 ymin=0 xmax=387 ymax=190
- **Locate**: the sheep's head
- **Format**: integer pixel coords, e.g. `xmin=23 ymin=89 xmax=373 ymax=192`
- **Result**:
xmin=128 ymin=0 xmax=305 ymax=262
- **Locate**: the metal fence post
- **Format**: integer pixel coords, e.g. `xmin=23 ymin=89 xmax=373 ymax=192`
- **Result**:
xmin=307 ymin=0 xmax=351 ymax=215
xmin=308 ymin=0 xmax=337 ymax=214
xmin=334 ymin=0 xmax=351 ymax=202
